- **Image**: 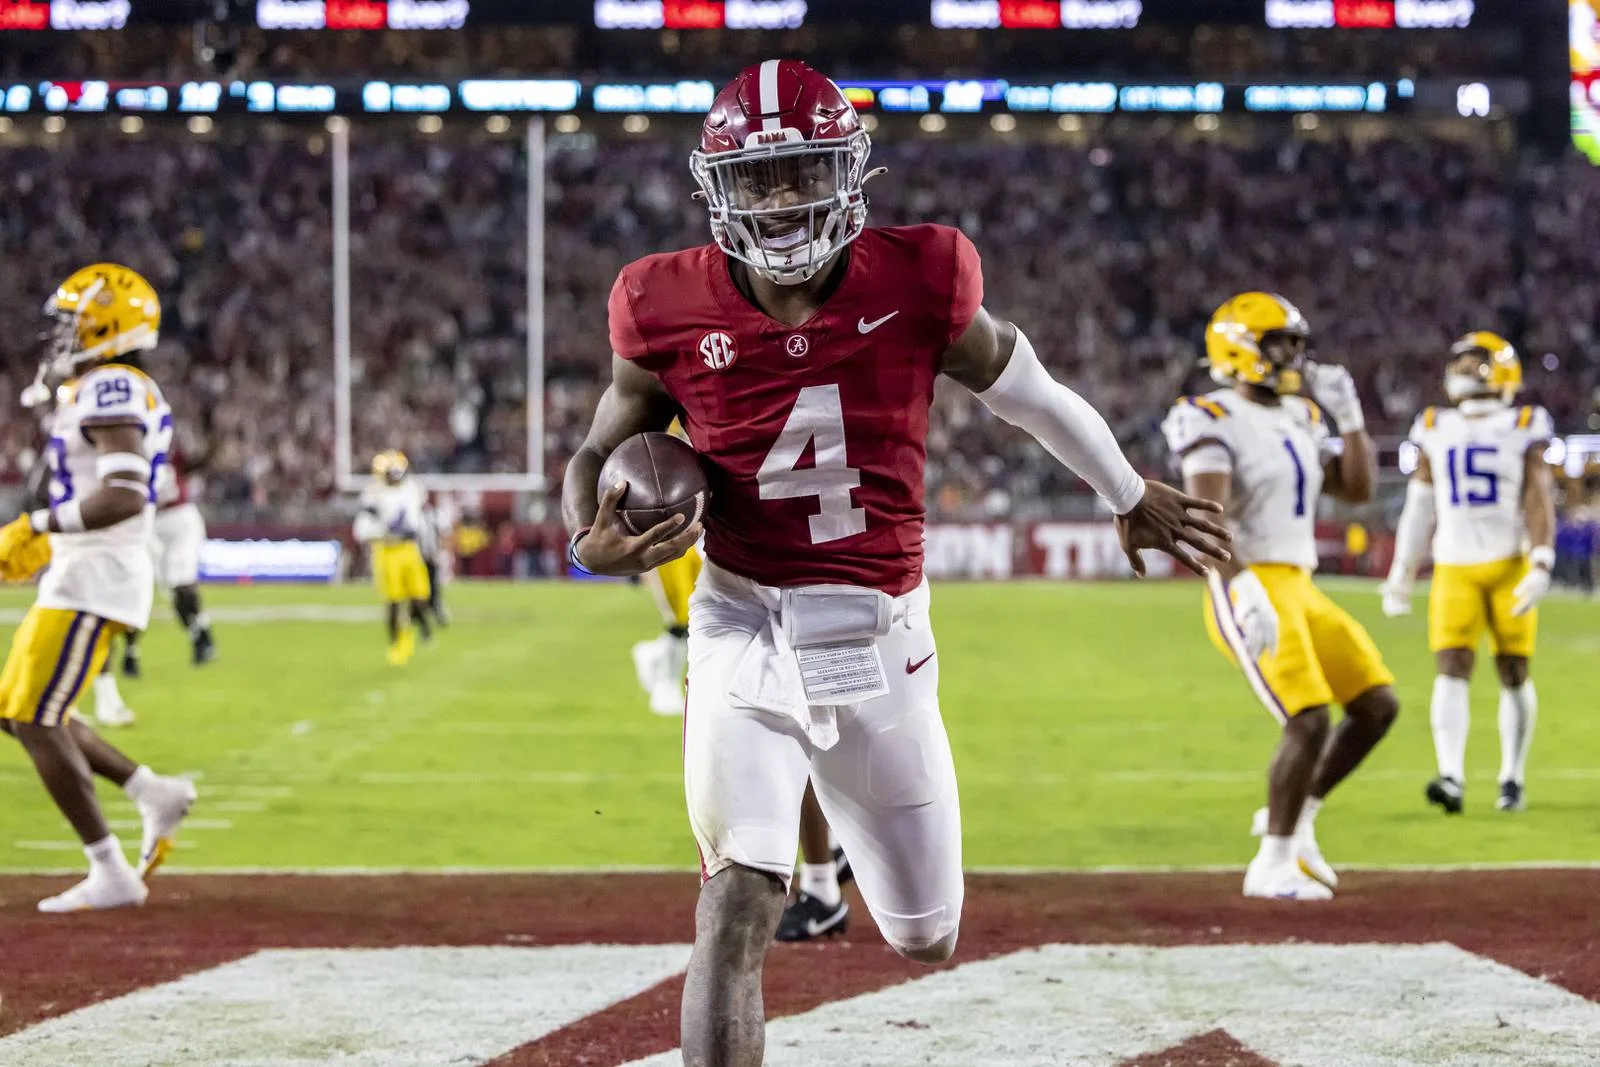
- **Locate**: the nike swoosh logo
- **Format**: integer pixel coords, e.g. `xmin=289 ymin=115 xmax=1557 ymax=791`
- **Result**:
xmin=805 ymin=909 xmax=847 ymax=937
xmin=906 ymin=652 xmax=935 ymax=674
xmin=858 ymin=311 xmax=898 ymax=334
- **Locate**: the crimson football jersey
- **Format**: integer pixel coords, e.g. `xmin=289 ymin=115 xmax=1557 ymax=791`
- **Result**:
xmin=609 ymin=224 xmax=982 ymax=595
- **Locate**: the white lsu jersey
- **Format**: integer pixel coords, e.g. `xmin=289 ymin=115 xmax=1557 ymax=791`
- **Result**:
xmin=1163 ymin=390 xmax=1333 ymax=572
xmin=39 ymin=363 xmax=170 ymax=630
xmin=356 ymin=480 xmax=426 ymax=544
xmin=1409 ymin=403 xmax=1553 ymax=566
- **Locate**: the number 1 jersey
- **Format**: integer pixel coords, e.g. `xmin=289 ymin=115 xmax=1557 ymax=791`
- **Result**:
xmin=1408 ymin=404 xmax=1553 ymax=566
xmin=608 ymin=224 xmax=983 ymax=594
xmin=1162 ymin=390 xmax=1332 ymax=573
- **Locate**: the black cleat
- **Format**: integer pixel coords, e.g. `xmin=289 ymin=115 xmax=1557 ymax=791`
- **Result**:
xmin=775 ymin=892 xmax=849 ymax=943
xmin=192 ymin=630 xmax=217 ymax=666
xmin=1426 ymin=776 xmax=1464 ymax=815
xmin=1496 ymin=781 xmax=1525 ymax=812
xmin=121 ymin=646 xmax=141 ymax=680
xmin=833 ymin=845 xmax=853 ymax=887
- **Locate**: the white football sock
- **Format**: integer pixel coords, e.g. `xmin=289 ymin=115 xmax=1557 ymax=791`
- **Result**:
xmin=1430 ymin=675 xmax=1471 ymax=782
xmin=93 ymin=671 xmax=125 ymax=708
xmin=1257 ymin=835 xmax=1294 ymax=866
xmin=123 ymin=765 xmax=159 ymax=803
xmin=84 ymin=834 xmax=128 ymax=870
xmin=1297 ymin=796 xmax=1323 ymax=836
xmin=1498 ymin=682 xmax=1537 ymax=786
xmin=799 ymin=861 xmax=841 ymax=907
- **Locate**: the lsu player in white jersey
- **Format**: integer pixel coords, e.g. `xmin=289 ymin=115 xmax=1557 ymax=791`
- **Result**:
xmin=1380 ymin=333 xmax=1556 ymax=814
xmin=354 ymin=450 xmax=434 ymax=666
xmin=0 ymin=264 xmax=197 ymax=912
xmin=1163 ymin=292 xmax=1400 ymax=901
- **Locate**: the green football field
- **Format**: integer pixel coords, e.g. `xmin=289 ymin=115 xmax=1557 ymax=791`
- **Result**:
xmin=0 ymin=579 xmax=1595 ymax=874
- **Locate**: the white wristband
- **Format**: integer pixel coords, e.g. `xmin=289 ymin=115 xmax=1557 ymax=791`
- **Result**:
xmin=29 ymin=509 xmax=51 ymax=534
xmin=1529 ymin=545 xmax=1555 ymax=571
xmin=48 ymin=501 xmax=85 ymax=533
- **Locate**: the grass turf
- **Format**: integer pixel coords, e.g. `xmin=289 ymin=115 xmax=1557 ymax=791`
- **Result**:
xmin=0 ymin=579 xmax=1595 ymax=872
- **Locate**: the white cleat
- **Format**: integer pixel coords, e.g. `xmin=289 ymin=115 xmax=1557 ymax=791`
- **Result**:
xmin=632 ymin=639 xmax=666 ymax=695
xmin=95 ymin=702 xmax=137 ymax=729
xmin=1250 ymin=806 xmax=1337 ymax=889
xmin=38 ymin=864 xmax=148 ymax=913
xmin=1244 ymin=857 xmax=1334 ymax=902
xmin=1241 ymin=857 xmax=1331 ymax=902
xmin=137 ymin=776 xmax=198 ymax=878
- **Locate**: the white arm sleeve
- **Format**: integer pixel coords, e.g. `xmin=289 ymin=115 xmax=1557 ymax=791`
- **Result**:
xmin=1388 ymin=477 xmax=1435 ymax=581
xmin=975 ymin=329 xmax=1146 ymax=514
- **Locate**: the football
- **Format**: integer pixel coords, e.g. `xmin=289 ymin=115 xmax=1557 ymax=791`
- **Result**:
xmin=597 ymin=432 xmax=709 ymax=536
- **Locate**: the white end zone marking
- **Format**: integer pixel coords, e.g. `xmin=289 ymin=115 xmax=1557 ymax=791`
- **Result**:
xmin=0 ymin=944 xmax=693 ymax=1067
xmin=624 ymin=943 xmax=1600 ymax=1066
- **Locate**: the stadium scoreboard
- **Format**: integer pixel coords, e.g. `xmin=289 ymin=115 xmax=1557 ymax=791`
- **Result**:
xmin=0 ymin=0 xmax=1515 ymax=30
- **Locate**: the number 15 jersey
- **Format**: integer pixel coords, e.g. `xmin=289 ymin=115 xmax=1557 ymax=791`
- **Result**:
xmin=1408 ymin=404 xmax=1553 ymax=566
xmin=1162 ymin=390 xmax=1331 ymax=573
xmin=608 ymin=225 xmax=982 ymax=595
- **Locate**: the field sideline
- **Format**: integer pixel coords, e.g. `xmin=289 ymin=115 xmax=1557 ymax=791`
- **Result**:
xmin=1 ymin=579 xmax=1597 ymax=874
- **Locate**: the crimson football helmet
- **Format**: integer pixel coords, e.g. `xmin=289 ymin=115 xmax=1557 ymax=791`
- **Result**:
xmin=691 ymin=59 xmax=873 ymax=286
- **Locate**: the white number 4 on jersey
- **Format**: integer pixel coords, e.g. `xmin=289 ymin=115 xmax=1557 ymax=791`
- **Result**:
xmin=757 ymin=384 xmax=867 ymax=545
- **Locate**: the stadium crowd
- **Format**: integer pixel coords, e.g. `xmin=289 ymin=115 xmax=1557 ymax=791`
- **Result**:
xmin=2 ymin=124 xmax=1598 ymax=526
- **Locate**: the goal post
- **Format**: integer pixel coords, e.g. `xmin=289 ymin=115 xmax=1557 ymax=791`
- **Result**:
xmin=332 ymin=117 xmax=547 ymax=496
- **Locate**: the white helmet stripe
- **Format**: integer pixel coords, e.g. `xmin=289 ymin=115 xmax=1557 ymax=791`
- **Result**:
xmin=759 ymin=58 xmax=781 ymax=132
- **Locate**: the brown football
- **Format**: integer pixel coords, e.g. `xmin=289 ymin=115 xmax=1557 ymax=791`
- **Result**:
xmin=597 ymin=432 xmax=709 ymax=537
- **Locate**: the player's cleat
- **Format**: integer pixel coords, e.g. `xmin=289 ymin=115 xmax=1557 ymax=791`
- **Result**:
xmin=121 ymin=644 xmax=142 ymax=679
xmin=1426 ymin=776 xmax=1465 ymax=815
xmin=775 ymin=892 xmax=850 ymax=942
xmin=137 ymin=775 xmax=198 ymax=878
xmin=386 ymin=629 xmax=416 ymax=667
xmin=1243 ymin=857 xmax=1334 ymax=902
xmin=1496 ymin=781 xmax=1526 ymax=812
xmin=192 ymin=629 xmax=217 ymax=666
xmin=834 ymin=844 xmax=853 ymax=887
xmin=38 ymin=865 xmax=148 ymax=913
xmin=1295 ymin=835 xmax=1338 ymax=891
xmin=95 ymin=701 xmax=137 ymax=729
xmin=1249 ymin=807 xmax=1335 ymax=889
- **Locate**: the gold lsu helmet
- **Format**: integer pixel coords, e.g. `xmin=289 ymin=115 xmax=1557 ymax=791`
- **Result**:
xmin=372 ymin=449 xmax=410 ymax=484
xmin=44 ymin=263 xmax=161 ymax=380
xmin=1205 ymin=292 xmax=1310 ymax=395
xmin=1446 ymin=331 xmax=1522 ymax=404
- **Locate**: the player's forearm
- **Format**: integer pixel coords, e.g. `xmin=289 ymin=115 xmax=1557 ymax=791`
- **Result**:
xmin=973 ymin=330 xmax=1145 ymax=514
xmin=1523 ymin=462 xmax=1556 ymax=554
xmin=1329 ymin=431 xmax=1376 ymax=503
xmin=1182 ymin=471 xmax=1245 ymax=580
xmin=1388 ymin=478 xmax=1434 ymax=581
xmin=31 ymin=485 xmax=146 ymax=534
xmin=561 ymin=446 xmax=605 ymax=535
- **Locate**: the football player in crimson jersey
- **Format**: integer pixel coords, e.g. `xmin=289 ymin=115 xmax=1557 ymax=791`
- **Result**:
xmin=561 ymin=60 xmax=1230 ymax=1066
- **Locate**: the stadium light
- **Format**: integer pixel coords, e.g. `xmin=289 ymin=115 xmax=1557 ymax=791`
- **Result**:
xmin=325 ymin=115 xmax=349 ymax=134
xmin=989 ymin=113 xmax=1016 ymax=133
xmin=187 ymin=115 xmax=213 ymax=134
xmin=860 ymin=113 xmax=878 ymax=133
xmin=919 ymin=114 xmax=947 ymax=133
xmin=0 ymin=116 xmax=11 ymax=133
xmin=622 ymin=114 xmax=649 ymax=133
xmin=1194 ymin=113 xmax=1219 ymax=131
xmin=1057 ymin=114 xmax=1082 ymax=132
xmin=485 ymin=114 xmax=511 ymax=133
xmin=120 ymin=115 xmax=143 ymax=134
xmin=1295 ymin=112 xmax=1319 ymax=130
xmin=417 ymin=114 xmax=444 ymax=133
xmin=554 ymin=114 xmax=581 ymax=133
xmin=42 ymin=115 xmax=64 ymax=134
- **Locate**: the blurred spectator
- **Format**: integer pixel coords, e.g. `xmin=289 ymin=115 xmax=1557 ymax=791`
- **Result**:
xmin=3 ymin=122 xmax=1597 ymax=526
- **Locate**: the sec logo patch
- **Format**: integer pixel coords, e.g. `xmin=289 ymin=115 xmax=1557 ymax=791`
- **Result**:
xmin=698 ymin=331 xmax=737 ymax=371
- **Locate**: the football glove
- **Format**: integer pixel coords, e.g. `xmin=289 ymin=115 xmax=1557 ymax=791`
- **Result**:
xmin=1303 ymin=362 xmax=1365 ymax=433
xmin=1511 ymin=555 xmax=1553 ymax=617
xmin=1377 ymin=575 xmax=1413 ymax=618
xmin=0 ymin=513 xmax=51 ymax=583
xmin=1226 ymin=570 xmax=1281 ymax=661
